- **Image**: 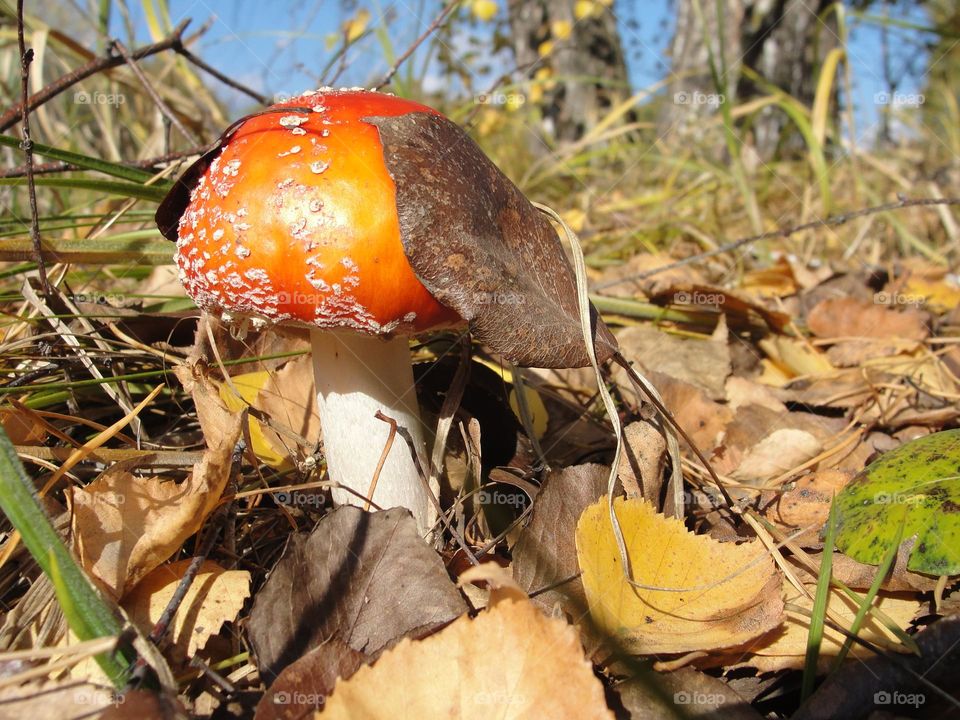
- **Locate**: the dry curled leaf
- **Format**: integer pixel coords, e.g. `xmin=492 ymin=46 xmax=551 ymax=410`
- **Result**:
xmin=320 ymin=598 xmax=614 ymax=719
xmin=576 ymin=497 xmax=784 ymax=655
xmin=69 ymin=367 xmax=241 ymax=597
xmin=123 ymin=560 xmax=250 ymax=662
xmin=369 ymin=111 xmax=617 ymax=368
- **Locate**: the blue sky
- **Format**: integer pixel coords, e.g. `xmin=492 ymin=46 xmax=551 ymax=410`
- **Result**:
xmin=106 ymin=0 xmax=936 ymax=144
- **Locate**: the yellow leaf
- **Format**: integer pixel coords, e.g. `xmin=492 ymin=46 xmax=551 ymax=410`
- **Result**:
xmin=537 ymin=40 xmax=555 ymax=58
xmin=902 ymin=275 xmax=960 ymax=313
xmin=732 ymin=580 xmax=921 ymax=672
xmin=474 ymin=359 xmax=548 ymax=440
xmin=124 ymin=560 xmax=250 ymax=661
xmin=220 ymin=371 xmax=288 ymax=469
xmin=551 ymin=20 xmax=572 ymax=40
xmin=218 ymin=357 xmax=320 ymax=469
xmin=322 ymin=598 xmax=613 ymax=719
xmin=759 ymin=336 xmax=834 ymax=380
xmin=470 ymin=0 xmax=498 ymax=22
xmin=342 ymin=9 xmax=370 ymax=43
xmin=576 ymin=497 xmax=784 ymax=654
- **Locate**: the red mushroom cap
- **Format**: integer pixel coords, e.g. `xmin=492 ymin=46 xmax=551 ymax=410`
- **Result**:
xmin=175 ymin=89 xmax=462 ymax=335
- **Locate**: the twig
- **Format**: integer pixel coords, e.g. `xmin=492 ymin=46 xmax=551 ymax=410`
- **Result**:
xmin=373 ymin=0 xmax=464 ymax=90
xmin=592 ymin=196 xmax=960 ymax=291
xmin=375 ymin=410 xmax=478 ymax=564
xmin=16 ymin=0 xmax=50 ymax=297
xmin=0 ymin=20 xmax=191 ymax=133
xmin=112 ymin=39 xmax=201 ymax=146
xmin=148 ymin=440 xmax=245 ymax=647
xmin=174 ymin=46 xmax=269 ymax=105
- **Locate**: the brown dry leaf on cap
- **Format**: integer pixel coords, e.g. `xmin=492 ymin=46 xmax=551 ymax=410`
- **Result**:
xmin=369 ymin=112 xmax=617 ymax=369
xmin=576 ymin=497 xmax=784 ymax=655
xmin=319 ymin=598 xmax=614 ymax=720
xmin=247 ymin=506 xmax=467 ymax=683
xmin=70 ymin=368 xmax=241 ymax=597
xmin=708 ymin=580 xmax=922 ymax=673
xmin=123 ymin=559 xmax=250 ymax=662
xmin=616 ymin=321 xmax=730 ymax=400
xmin=763 ymin=469 xmax=852 ymax=546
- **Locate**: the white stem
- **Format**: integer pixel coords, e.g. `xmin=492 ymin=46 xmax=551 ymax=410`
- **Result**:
xmin=310 ymin=330 xmax=435 ymax=534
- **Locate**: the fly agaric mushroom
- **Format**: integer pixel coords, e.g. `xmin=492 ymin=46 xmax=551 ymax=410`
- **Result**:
xmin=157 ymin=88 xmax=618 ymax=536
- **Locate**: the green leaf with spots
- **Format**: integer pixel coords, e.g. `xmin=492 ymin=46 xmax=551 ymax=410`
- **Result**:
xmin=834 ymin=429 xmax=960 ymax=576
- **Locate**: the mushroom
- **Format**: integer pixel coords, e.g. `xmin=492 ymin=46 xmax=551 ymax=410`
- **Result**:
xmin=157 ymin=88 xmax=618 ymax=536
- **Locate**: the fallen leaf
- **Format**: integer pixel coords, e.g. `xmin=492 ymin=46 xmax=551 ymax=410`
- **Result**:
xmin=717 ymin=580 xmax=921 ymax=672
xmin=320 ymin=598 xmax=614 ymax=719
xmin=807 ymin=297 xmax=930 ymax=341
xmin=617 ymin=421 xmax=667 ymax=503
xmin=247 ymin=506 xmax=467 ymax=682
xmin=576 ymin=497 xmax=783 ymax=654
xmin=614 ymin=667 xmax=761 ymax=719
xmin=617 ymin=324 xmax=730 ymax=400
xmin=123 ymin=559 xmax=250 ymax=661
xmin=758 ymin=337 xmax=834 ymax=383
xmin=730 ymin=429 xmax=822 ymax=485
xmin=765 ymin=469 xmax=852 ymax=545
xmin=835 ymin=428 xmax=960 ymax=576
xmin=70 ymin=369 xmax=241 ymax=597
xmin=512 ymin=464 xmax=607 ymax=621
xmin=256 ymin=640 xmax=367 ymax=720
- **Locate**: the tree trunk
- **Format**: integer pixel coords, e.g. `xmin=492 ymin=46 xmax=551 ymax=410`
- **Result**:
xmin=663 ymin=0 xmax=839 ymax=159
xmin=506 ymin=0 xmax=631 ymax=143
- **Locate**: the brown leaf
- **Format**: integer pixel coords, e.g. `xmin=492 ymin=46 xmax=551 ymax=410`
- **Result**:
xmin=69 ymin=367 xmax=240 ymax=597
xmin=764 ymin=469 xmax=852 ymax=546
xmin=255 ymin=640 xmax=367 ymax=720
xmin=320 ymin=598 xmax=614 ymax=719
xmin=616 ymin=324 xmax=730 ymax=400
xmin=643 ymin=371 xmax=732 ymax=453
xmin=369 ymin=112 xmax=617 ymax=368
xmin=614 ymin=667 xmax=761 ymax=720
xmin=512 ymin=464 xmax=608 ymax=620
xmin=247 ymin=506 xmax=467 ymax=682
xmin=807 ymin=297 xmax=930 ymax=341
xmin=617 ymin=421 xmax=667 ymax=503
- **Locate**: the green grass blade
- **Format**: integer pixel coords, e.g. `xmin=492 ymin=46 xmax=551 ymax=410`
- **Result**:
xmin=0 ymin=427 xmax=132 ymax=686
xmin=0 ymin=177 xmax=168 ymax=202
xmin=802 ymin=499 xmax=837 ymax=701
xmin=0 ymin=134 xmax=167 ymax=187
xmin=833 ymin=511 xmax=907 ymax=668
